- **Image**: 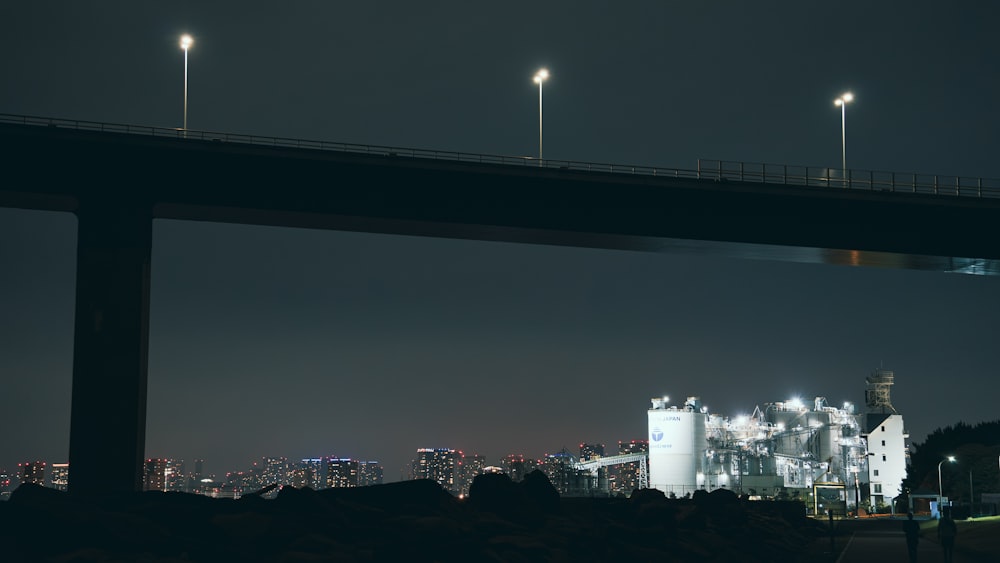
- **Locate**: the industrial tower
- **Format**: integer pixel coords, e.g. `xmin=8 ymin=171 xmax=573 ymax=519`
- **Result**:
xmin=865 ymin=368 xmax=897 ymax=414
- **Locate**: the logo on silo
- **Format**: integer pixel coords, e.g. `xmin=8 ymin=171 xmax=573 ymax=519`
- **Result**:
xmin=651 ymin=427 xmax=663 ymax=441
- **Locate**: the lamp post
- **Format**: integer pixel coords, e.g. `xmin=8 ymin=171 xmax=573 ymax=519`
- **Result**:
xmin=969 ymin=470 xmax=974 ymax=516
xmin=180 ymin=34 xmax=193 ymax=135
xmin=853 ymin=465 xmax=860 ymax=517
xmin=853 ymin=451 xmax=876 ymax=516
xmin=938 ymin=455 xmax=956 ymax=511
xmin=834 ymin=92 xmax=853 ymax=181
xmin=859 ymin=451 xmax=875 ymax=513
xmin=533 ymin=68 xmax=549 ymax=163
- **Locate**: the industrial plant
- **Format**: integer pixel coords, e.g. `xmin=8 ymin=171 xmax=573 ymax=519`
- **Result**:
xmin=646 ymin=368 xmax=909 ymax=514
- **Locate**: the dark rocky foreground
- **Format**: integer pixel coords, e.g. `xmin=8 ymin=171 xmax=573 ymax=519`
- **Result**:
xmin=0 ymin=472 xmax=824 ymax=562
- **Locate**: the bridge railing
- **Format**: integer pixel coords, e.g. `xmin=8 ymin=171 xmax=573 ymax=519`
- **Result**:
xmin=3 ymin=113 xmax=999 ymax=200
xmin=0 ymin=112 xmax=709 ymax=178
xmin=697 ymin=160 xmax=1000 ymax=199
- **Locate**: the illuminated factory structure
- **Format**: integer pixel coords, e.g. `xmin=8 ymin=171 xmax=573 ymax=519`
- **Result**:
xmin=647 ymin=369 xmax=909 ymax=512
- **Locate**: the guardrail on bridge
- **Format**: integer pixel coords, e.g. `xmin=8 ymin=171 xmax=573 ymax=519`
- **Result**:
xmin=3 ymin=113 xmax=997 ymax=200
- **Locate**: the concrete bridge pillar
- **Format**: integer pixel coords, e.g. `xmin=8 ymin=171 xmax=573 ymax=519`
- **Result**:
xmin=68 ymin=199 xmax=152 ymax=495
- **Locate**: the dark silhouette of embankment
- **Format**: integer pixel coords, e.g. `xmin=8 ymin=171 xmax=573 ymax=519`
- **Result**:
xmin=0 ymin=471 xmax=823 ymax=562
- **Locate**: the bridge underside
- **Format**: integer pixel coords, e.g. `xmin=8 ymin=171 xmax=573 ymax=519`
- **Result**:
xmin=2 ymin=121 xmax=999 ymax=495
xmin=151 ymin=204 xmax=1000 ymax=275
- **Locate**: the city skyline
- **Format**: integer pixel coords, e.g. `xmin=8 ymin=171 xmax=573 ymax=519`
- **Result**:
xmin=0 ymin=399 xmax=930 ymax=509
xmin=1 ymin=440 xmax=636 ymax=487
xmin=2 ymin=2 xmax=999 ymax=485
xmin=2 ymin=444 xmax=632 ymax=497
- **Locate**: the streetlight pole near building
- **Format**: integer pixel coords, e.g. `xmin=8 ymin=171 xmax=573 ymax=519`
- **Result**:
xmin=969 ymin=470 xmax=974 ymax=515
xmin=533 ymin=68 xmax=549 ymax=162
xmin=834 ymin=92 xmax=853 ymax=179
xmin=856 ymin=451 xmax=874 ymax=513
xmin=180 ymin=34 xmax=193 ymax=134
xmin=938 ymin=455 xmax=956 ymax=509
xmin=853 ymin=466 xmax=861 ymax=516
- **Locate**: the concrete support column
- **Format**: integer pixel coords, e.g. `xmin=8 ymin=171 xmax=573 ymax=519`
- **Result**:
xmin=68 ymin=199 xmax=152 ymax=495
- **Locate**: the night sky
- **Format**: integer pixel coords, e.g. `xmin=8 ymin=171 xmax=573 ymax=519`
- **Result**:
xmin=2 ymin=2 xmax=998 ymax=481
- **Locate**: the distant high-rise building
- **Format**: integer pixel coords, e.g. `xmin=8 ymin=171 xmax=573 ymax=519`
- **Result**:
xmin=358 ymin=461 xmax=384 ymax=486
xmin=501 ymin=454 xmax=537 ymax=482
xmin=260 ymin=457 xmax=290 ymax=488
xmin=611 ymin=440 xmax=648 ymax=495
xmin=224 ymin=471 xmax=256 ymax=496
xmin=458 ymin=453 xmax=488 ymax=496
xmin=579 ymin=443 xmax=605 ymax=462
xmin=165 ymin=459 xmax=187 ymax=492
xmin=143 ymin=459 xmax=168 ymax=492
xmin=49 ymin=463 xmax=69 ymax=491
xmin=140 ymin=458 xmax=185 ymax=492
xmin=411 ymin=448 xmax=462 ymax=495
xmin=618 ymin=440 xmax=648 ymax=456
xmin=326 ymin=458 xmax=360 ymax=488
xmin=0 ymin=469 xmax=11 ymax=499
xmin=190 ymin=459 xmax=206 ymax=493
xmin=247 ymin=460 xmax=264 ymax=491
xmin=540 ymin=450 xmax=576 ymax=495
xmin=292 ymin=459 xmax=324 ymax=489
xmin=18 ymin=461 xmax=46 ymax=487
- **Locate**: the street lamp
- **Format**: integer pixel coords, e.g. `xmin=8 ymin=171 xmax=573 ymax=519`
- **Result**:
xmin=533 ymin=68 xmax=549 ymax=162
xmin=938 ymin=455 xmax=956 ymax=508
xmin=833 ymin=92 xmax=853 ymax=180
xmin=969 ymin=470 xmax=974 ymax=516
xmin=180 ymin=34 xmax=194 ymax=134
xmin=852 ymin=465 xmax=861 ymax=516
xmin=856 ymin=451 xmax=875 ymax=513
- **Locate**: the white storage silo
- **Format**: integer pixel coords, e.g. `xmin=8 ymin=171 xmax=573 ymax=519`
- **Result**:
xmin=648 ymin=399 xmax=707 ymax=496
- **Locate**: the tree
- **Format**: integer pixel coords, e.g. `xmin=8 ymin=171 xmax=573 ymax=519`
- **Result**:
xmin=903 ymin=420 xmax=1000 ymax=505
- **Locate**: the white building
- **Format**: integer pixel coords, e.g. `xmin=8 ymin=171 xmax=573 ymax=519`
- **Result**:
xmin=647 ymin=396 xmax=707 ymax=497
xmin=863 ymin=369 xmax=909 ymax=509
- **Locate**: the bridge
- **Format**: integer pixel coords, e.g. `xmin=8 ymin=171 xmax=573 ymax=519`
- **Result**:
xmin=3 ymin=113 xmax=1000 ymax=495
